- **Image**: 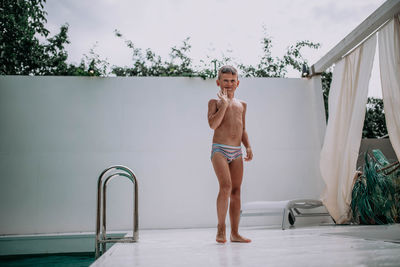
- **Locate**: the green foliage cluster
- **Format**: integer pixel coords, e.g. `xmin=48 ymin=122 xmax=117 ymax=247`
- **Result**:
xmin=0 ymin=0 xmax=69 ymax=75
xmin=66 ymin=44 xmax=110 ymax=77
xmin=351 ymin=151 xmax=400 ymax=224
xmin=238 ymin=38 xmax=320 ymax=78
xmin=112 ymin=29 xmax=321 ymax=79
xmin=363 ymin=98 xmax=388 ymax=138
xmin=111 ymin=33 xmax=199 ymax=78
xmin=0 ymin=0 xmax=109 ymax=76
xmin=321 ymin=71 xmax=332 ymax=121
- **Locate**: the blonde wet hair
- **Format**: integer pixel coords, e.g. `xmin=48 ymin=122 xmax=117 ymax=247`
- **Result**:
xmin=217 ymin=65 xmax=238 ymax=80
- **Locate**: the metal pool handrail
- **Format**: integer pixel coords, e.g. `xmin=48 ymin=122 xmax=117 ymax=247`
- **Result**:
xmin=95 ymin=165 xmax=138 ymax=259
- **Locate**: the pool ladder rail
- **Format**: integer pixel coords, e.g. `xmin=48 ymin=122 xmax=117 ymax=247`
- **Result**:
xmin=95 ymin=165 xmax=138 ymax=259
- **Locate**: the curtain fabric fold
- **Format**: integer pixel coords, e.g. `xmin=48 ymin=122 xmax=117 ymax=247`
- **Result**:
xmin=379 ymin=14 xmax=400 ymax=161
xmin=320 ymin=36 xmax=377 ymax=224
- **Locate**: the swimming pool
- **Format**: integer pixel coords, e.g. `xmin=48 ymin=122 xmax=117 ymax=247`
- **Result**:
xmin=0 ymin=252 xmax=94 ymax=267
xmin=0 ymin=232 xmax=125 ymax=266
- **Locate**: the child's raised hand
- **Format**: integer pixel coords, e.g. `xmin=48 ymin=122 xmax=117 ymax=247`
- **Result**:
xmin=217 ymin=89 xmax=229 ymax=106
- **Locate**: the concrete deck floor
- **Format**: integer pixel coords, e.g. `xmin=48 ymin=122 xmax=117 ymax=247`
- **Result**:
xmin=92 ymin=224 xmax=400 ymax=267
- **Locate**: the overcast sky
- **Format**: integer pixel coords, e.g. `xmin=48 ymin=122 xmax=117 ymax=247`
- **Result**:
xmin=44 ymin=0 xmax=386 ymax=97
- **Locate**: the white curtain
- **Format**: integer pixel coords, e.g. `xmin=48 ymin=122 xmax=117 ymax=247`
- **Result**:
xmin=320 ymin=36 xmax=377 ymax=224
xmin=379 ymin=14 xmax=400 ymax=161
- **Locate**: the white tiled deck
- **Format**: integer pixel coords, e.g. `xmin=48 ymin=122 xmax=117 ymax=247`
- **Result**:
xmin=92 ymin=224 xmax=400 ymax=267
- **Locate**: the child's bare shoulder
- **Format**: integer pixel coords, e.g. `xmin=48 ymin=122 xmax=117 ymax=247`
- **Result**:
xmin=237 ymin=99 xmax=247 ymax=108
xmin=208 ymin=98 xmax=218 ymax=106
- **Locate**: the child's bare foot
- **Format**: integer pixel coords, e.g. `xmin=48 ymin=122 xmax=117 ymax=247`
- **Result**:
xmin=216 ymin=224 xmax=227 ymax=243
xmin=230 ymin=233 xmax=251 ymax=243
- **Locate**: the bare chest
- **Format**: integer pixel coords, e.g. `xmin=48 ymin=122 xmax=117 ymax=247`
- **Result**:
xmin=218 ymin=100 xmax=243 ymax=122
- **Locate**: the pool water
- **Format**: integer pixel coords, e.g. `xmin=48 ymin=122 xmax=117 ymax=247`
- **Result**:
xmin=0 ymin=253 xmax=95 ymax=267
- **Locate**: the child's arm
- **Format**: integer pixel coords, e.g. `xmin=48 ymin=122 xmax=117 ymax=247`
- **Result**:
xmin=207 ymin=91 xmax=229 ymax=130
xmin=241 ymin=102 xmax=253 ymax=161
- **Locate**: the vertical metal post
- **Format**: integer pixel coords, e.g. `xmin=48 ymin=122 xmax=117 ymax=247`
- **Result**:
xmin=101 ymin=181 xmax=107 ymax=255
xmin=133 ymin=177 xmax=139 ymax=240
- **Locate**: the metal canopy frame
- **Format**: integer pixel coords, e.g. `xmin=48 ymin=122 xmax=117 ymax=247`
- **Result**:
xmin=310 ymin=0 xmax=400 ymax=76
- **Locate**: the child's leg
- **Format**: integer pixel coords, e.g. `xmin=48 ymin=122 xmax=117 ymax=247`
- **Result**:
xmin=229 ymin=157 xmax=251 ymax=243
xmin=211 ymin=153 xmax=231 ymax=243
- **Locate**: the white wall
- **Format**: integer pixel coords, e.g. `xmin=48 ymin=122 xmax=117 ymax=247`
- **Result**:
xmin=0 ymin=76 xmax=326 ymax=235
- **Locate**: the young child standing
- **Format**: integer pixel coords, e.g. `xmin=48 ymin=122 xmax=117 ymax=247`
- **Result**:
xmin=207 ymin=65 xmax=253 ymax=243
